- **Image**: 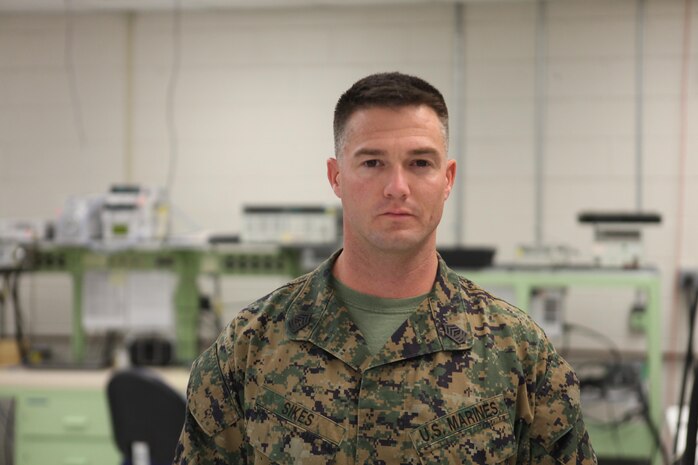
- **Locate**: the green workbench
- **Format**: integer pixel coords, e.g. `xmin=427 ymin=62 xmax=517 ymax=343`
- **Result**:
xmin=460 ymin=266 xmax=662 ymax=464
xmin=22 ymin=244 xmax=301 ymax=363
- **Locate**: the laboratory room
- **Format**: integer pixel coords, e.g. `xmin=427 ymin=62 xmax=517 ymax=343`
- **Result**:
xmin=0 ymin=0 xmax=697 ymax=464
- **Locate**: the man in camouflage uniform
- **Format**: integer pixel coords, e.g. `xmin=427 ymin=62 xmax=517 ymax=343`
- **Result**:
xmin=174 ymin=72 xmax=597 ymax=465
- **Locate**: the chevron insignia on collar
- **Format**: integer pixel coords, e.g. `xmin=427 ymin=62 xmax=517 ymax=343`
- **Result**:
xmin=443 ymin=324 xmax=468 ymax=344
xmin=288 ymin=312 xmax=313 ymax=333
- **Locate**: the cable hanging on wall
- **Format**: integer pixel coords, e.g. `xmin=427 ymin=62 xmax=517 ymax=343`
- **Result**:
xmin=163 ymin=0 xmax=182 ymax=241
xmin=63 ymin=0 xmax=86 ymax=148
xmin=533 ymin=0 xmax=547 ymax=248
xmin=634 ymin=0 xmax=646 ymax=212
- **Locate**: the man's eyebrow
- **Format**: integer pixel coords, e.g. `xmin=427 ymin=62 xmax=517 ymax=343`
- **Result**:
xmin=353 ymin=148 xmax=386 ymax=157
xmin=352 ymin=147 xmax=441 ymax=157
xmin=408 ymin=147 xmax=440 ymax=156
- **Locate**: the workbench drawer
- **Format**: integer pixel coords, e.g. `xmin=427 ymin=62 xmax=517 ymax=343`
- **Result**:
xmin=16 ymin=390 xmax=113 ymax=438
xmin=16 ymin=437 xmax=120 ymax=465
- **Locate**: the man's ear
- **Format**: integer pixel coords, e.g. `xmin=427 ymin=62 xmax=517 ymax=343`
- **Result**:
xmin=444 ymin=159 xmax=456 ymax=200
xmin=327 ymin=157 xmax=342 ymax=198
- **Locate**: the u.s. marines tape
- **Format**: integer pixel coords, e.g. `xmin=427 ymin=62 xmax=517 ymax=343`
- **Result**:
xmin=410 ymin=395 xmax=508 ymax=451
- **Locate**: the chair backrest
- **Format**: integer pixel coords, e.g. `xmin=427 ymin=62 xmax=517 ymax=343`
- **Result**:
xmin=107 ymin=368 xmax=186 ymax=465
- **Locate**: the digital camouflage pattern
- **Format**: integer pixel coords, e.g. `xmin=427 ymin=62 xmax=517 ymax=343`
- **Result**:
xmin=174 ymin=252 xmax=597 ymax=465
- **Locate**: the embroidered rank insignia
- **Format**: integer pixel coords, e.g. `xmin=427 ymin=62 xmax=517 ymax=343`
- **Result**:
xmin=288 ymin=312 xmax=313 ymax=333
xmin=443 ymin=323 xmax=468 ymax=344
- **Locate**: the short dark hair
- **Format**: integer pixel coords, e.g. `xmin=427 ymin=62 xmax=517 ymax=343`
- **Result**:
xmin=333 ymin=72 xmax=449 ymax=156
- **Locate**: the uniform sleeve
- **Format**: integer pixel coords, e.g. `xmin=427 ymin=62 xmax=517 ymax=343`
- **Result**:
xmin=173 ymin=340 xmax=248 ymax=465
xmin=528 ymin=345 xmax=597 ymax=465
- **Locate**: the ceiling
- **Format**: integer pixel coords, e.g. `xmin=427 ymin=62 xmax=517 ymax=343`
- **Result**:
xmin=0 ymin=0 xmax=525 ymax=13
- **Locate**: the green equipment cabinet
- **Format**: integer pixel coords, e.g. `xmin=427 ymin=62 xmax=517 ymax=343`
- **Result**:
xmin=0 ymin=386 xmax=120 ymax=465
xmin=461 ymin=266 xmax=662 ymax=465
xmin=0 ymin=369 xmax=189 ymax=465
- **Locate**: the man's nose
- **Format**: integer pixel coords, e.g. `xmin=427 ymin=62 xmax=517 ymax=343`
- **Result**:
xmin=384 ymin=166 xmax=410 ymax=199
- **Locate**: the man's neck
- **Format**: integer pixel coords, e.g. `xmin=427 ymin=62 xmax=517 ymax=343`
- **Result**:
xmin=332 ymin=245 xmax=438 ymax=299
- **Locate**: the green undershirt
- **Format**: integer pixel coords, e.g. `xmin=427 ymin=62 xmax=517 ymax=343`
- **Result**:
xmin=332 ymin=277 xmax=428 ymax=355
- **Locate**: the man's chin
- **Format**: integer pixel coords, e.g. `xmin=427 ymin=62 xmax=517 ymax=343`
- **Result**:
xmin=368 ymin=234 xmax=430 ymax=254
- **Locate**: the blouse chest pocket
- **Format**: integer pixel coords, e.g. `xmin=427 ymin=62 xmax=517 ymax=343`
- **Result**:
xmin=248 ymin=386 xmax=346 ymax=465
xmin=410 ymin=396 xmax=517 ymax=465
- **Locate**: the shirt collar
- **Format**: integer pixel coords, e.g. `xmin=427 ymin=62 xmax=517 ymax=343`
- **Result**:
xmin=285 ymin=250 xmax=475 ymax=371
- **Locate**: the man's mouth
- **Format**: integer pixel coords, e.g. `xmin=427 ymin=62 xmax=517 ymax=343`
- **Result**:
xmin=382 ymin=210 xmax=413 ymax=217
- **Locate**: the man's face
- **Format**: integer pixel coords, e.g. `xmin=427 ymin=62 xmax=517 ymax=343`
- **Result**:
xmin=327 ymin=105 xmax=456 ymax=255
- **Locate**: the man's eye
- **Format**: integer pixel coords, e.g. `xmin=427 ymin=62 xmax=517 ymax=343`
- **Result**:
xmin=364 ymin=160 xmax=380 ymax=168
xmin=414 ymin=159 xmax=431 ymax=167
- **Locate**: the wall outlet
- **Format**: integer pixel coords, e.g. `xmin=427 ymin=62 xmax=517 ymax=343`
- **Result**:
xmin=530 ymin=287 xmax=566 ymax=341
xmin=628 ymin=302 xmax=646 ymax=333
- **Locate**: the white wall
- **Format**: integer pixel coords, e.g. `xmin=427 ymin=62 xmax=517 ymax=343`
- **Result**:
xmin=0 ymin=13 xmax=127 ymax=215
xmin=0 ymin=0 xmax=697 ymax=387
xmin=130 ymin=5 xmax=455 ymax=235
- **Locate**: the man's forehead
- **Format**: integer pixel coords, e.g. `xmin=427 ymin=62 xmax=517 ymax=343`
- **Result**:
xmin=341 ymin=105 xmax=446 ymax=153
xmin=345 ymin=104 xmax=440 ymax=126
xmin=343 ymin=106 xmax=441 ymax=139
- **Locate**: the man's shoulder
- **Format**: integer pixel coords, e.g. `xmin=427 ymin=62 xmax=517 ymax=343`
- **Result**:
xmin=232 ymin=270 xmax=314 ymax=329
xmin=455 ymin=274 xmax=548 ymax=342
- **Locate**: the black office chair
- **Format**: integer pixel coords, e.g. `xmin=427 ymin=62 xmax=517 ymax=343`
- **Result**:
xmin=107 ymin=368 xmax=186 ymax=465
